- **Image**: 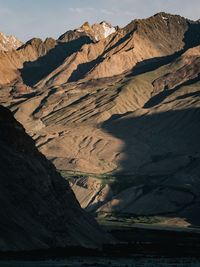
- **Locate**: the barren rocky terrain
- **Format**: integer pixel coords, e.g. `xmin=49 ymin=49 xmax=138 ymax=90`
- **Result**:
xmin=0 ymin=12 xmax=200 ymax=229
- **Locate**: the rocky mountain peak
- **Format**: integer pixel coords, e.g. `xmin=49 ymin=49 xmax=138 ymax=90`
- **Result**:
xmin=0 ymin=32 xmax=22 ymax=51
xmin=93 ymin=21 xmax=117 ymax=40
xmin=76 ymin=20 xmax=116 ymax=41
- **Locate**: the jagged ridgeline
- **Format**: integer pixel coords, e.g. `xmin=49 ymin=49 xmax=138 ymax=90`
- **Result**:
xmin=0 ymin=12 xmax=200 ymax=228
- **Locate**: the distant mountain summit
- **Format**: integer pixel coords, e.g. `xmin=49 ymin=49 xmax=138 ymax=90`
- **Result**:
xmin=58 ymin=21 xmax=117 ymax=43
xmin=0 ymin=32 xmax=22 ymax=51
xmin=2 ymin=12 xmax=199 ymax=86
xmin=76 ymin=21 xmax=117 ymax=41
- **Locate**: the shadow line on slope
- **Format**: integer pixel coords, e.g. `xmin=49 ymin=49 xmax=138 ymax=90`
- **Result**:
xmin=144 ymin=74 xmax=200 ymax=108
xmin=67 ymin=27 xmax=137 ymax=82
xmin=20 ymin=20 xmax=200 ymax=87
xmin=20 ymin=36 xmax=93 ymax=87
xmin=126 ymin=21 xmax=200 ymax=78
xmin=68 ymin=20 xmax=200 ymax=84
xmin=100 ymin=107 xmax=200 ymax=226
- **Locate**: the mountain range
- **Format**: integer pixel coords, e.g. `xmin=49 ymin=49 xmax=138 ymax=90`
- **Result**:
xmin=0 ymin=12 xmax=200 ymax=250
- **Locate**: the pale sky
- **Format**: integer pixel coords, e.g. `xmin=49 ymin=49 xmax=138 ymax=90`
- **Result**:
xmin=0 ymin=0 xmax=199 ymax=41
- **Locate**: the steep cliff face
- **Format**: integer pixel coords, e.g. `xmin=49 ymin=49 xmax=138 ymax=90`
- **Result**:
xmin=0 ymin=105 xmax=111 ymax=251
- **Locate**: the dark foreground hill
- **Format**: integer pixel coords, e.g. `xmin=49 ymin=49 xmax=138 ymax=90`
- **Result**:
xmin=0 ymin=105 xmax=111 ymax=251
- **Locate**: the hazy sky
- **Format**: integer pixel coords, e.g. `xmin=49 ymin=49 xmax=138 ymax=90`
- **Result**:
xmin=0 ymin=0 xmax=199 ymax=41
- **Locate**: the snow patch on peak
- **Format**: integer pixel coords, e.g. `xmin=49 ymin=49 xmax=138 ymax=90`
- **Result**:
xmin=91 ymin=21 xmax=116 ymax=41
xmin=75 ymin=21 xmax=117 ymax=41
xmin=161 ymin=16 xmax=168 ymax=20
xmin=101 ymin=22 xmax=116 ymax=38
xmin=0 ymin=32 xmax=22 ymax=51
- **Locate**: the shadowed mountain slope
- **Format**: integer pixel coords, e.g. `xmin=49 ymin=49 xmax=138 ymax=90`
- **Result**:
xmin=0 ymin=13 xmax=200 ymax=228
xmin=0 ymin=13 xmax=199 ymax=87
xmin=0 ymin=105 xmax=111 ymax=251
